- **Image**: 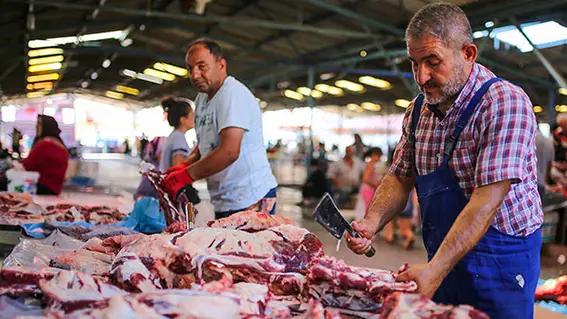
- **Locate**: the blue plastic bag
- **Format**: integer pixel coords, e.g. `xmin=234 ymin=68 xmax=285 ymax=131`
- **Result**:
xmin=21 ymin=221 xmax=92 ymax=239
xmin=114 ymin=197 xmax=166 ymax=234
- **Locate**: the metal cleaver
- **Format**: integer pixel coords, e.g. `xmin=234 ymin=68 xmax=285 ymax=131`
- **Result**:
xmin=312 ymin=193 xmax=376 ymax=257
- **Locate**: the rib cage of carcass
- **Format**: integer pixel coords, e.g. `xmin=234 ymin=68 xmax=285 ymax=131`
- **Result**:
xmin=138 ymin=161 xmax=185 ymax=225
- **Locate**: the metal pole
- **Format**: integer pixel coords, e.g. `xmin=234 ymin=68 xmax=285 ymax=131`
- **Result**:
xmin=549 ymin=89 xmax=556 ymax=126
xmin=307 ymin=66 xmax=315 ymax=177
xmin=511 ymin=17 xmax=567 ymax=89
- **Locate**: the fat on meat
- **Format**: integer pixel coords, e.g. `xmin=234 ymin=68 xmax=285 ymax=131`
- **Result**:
xmin=49 ymin=249 xmax=112 ymax=276
xmin=38 ymin=270 xmax=127 ymax=312
xmin=207 ymin=210 xmax=294 ymax=232
xmin=379 ymin=292 xmax=490 ymax=319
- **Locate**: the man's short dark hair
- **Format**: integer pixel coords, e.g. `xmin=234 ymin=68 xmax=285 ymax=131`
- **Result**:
xmin=187 ymin=38 xmax=225 ymax=60
xmin=406 ymin=2 xmax=473 ymax=50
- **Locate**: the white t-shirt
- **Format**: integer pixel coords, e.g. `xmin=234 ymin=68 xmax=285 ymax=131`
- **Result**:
xmin=194 ymin=76 xmax=278 ymax=212
xmin=327 ymin=157 xmax=364 ymax=190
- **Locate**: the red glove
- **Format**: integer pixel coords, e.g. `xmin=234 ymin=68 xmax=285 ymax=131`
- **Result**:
xmin=161 ymin=169 xmax=193 ymax=200
xmin=164 ymin=162 xmax=189 ymax=175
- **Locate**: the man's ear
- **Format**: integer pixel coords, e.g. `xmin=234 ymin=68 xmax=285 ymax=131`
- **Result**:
xmin=462 ymin=43 xmax=478 ymax=63
xmin=219 ymin=58 xmax=227 ymax=71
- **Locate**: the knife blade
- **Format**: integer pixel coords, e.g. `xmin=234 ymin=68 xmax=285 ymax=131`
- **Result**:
xmin=312 ymin=193 xmax=375 ymax=257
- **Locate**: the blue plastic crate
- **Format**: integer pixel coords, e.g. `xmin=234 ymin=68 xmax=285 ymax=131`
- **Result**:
xmin=70 ymin=176 xmax=96 ymax=187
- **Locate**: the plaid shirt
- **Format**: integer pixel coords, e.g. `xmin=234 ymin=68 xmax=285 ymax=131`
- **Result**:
xmin=390 ymin=63 xmax=542 ymax=236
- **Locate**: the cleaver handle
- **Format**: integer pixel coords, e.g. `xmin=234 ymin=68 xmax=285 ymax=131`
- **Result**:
xmin=351 ymin=231 xmax=376 ymax=257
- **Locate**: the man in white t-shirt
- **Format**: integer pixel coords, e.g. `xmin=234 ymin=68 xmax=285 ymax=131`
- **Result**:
xmin=327 ymin=146 xmax=364 ymax=208
xmin=162 ymin=39 xmax=278 ymax=219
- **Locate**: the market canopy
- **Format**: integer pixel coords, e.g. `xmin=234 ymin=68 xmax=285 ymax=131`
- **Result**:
xmin=1 ymin=0 xmax=567 ymax=117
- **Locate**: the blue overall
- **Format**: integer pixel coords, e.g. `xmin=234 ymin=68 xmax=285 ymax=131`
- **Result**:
xmin=411 ymin=78 xmax=541 ymax=319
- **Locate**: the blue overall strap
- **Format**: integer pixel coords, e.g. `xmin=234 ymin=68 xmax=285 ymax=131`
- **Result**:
xmin=443 ymin=78 xmax=502 ymax=162
xmin=410 ymin=94 xmax=425 ymax=143
xmin=410 ymin=94 xmax=425 ymax=175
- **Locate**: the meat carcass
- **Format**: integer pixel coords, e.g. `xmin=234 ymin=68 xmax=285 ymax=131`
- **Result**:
xmin=207 ymin=211 xmax=294 ymax=232
xmin=39 ymin=270 xmax=127 ymax=312
xmin=306 ymin=256 xmax=417 ymax=313
xmin=379 ymin=292 xmax=490 ymax=319
xmin=107 ymin=224 xmax=323 ymax=295
xmin=535 ymin=275 xmax=567 ymax=305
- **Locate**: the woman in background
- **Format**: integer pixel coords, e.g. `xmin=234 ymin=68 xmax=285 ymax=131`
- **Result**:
xmin=160 ymin=97 xmax=195 ymax=172
xmin=21 ymin=115 xmax=69 ymax=195
xmin=355 ymin=147 xmax=387 ymax=220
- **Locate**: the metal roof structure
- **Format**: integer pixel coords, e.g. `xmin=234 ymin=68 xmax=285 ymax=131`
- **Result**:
xmin=1 ymin=0 xmax=567 ymax=119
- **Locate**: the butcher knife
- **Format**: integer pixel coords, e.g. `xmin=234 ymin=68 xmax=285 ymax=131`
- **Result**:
xmin=312 ymin=193 xmax=376 ymax=257
xmin=177 ymin=189 xmax=195 ymax=230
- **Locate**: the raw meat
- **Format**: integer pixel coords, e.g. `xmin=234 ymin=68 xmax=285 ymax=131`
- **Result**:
xmin=306 ymin=256 xmax=417 ymax=313
xmin=43 ymin=204 xmax=127 ymax=225
xmin=0 ymin=193 xmax=45 ymax=225
xmin=109 ymin=253 xmax=163 ymax=292
xmin=49 ymin=249 xmax=113 ymax=276
xmin=39 ymin=270 xmax=127 ymax=312
xmin=207 ymin=210 xmax=294 ymax=232
xmin=535 ymin=275 xmax=567 ymax=305
xmin=0 ymin=268 xmax=56 ymax=296
xmin=379 ymin=292 xmax=490 ymax=319
xmin=32 ymin=282 xmax=291 ymax=319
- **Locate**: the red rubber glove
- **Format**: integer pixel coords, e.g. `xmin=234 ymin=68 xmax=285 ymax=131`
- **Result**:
xmin=164 ymin=162 xmax=189 ymax=175
xmin=161 ymin=169 xmax=193 ymax=201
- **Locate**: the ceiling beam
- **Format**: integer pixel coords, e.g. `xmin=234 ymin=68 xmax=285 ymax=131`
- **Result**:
xmin=7 ymin=0 xmax=380 ymax=39
xmin=300 ymin=0 xmax=405 ymax=36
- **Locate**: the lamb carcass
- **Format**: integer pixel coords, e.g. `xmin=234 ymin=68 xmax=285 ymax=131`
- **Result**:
xmin=379 ymin=292 xmax=489 ymax=319
xmin=306 ymin=256 xmax=417 ymax=313
xmin=108 ymin=224 xmax=323 ymax=295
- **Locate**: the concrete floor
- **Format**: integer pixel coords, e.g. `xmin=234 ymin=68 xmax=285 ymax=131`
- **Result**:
xmin=89 ymin=156 xmax=565 ymax=278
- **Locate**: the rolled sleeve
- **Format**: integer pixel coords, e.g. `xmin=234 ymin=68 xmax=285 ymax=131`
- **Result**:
xmin=475 ymin=84 xmax=536 ymax=187
xmin=389 ymin=103 xmax=415 ymax=178
xmin=170 ymin=133 xmax=189 ymax=157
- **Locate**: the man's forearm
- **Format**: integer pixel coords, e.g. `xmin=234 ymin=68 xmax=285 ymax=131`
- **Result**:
xmin=367 ymin=173 xmax=414 ymax=232
xmin=429 ymin=180 xmax=511 ymax=279
xmin=186 ymin=147 xmax=237 ymax=181
xmin=185 ymin=152 xmax=201 ymax=166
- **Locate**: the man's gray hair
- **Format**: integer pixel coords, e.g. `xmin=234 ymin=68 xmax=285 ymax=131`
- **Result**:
xmin=406 ymin=2 xmax=473 ymax=50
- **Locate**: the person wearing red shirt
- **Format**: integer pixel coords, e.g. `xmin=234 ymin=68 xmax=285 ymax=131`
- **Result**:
xmin=21 ymin=114 xmax=69 ymax=195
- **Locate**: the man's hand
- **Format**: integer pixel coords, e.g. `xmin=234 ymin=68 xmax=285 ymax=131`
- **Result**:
xmin=345 ymin=216 xmax=379 ymax=255
xmin=160 ymin=169 xmax=193 ymax=200
xmin=164 ymin=162 xmax=189 ymax=175
xmin=396 ymin=263 xmax=445 ymax=298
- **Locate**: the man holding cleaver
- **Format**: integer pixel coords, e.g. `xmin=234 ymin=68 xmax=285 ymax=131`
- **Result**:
xmin=346 ymin=3 xmax=542 ymax=319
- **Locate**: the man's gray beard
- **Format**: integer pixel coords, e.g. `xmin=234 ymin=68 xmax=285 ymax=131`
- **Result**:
xmin=423 ymin=64 xmax=467 ymax=105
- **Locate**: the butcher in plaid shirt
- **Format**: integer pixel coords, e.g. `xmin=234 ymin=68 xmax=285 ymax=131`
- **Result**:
xmin=346 ymin=3 xmax=542 ymax=318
